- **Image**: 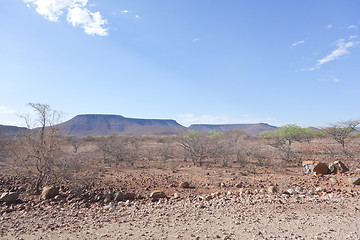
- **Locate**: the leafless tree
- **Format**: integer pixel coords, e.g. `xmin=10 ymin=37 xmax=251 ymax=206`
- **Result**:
xmin=15 ymin=103 xmax=62 ymax=194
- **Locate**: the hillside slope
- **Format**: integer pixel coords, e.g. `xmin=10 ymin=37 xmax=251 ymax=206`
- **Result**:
xmin=58 ymin=114 xmax=187 ymax=137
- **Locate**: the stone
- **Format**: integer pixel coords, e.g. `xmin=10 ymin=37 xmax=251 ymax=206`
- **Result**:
xmin=179 ymin=182 xmax=190 ymax=189
xmin=235 ymin=183 xmax=242 ymax=188
xmin=173 ymin=192 xmax=180 ymax=199
xmin=295 ymin=186 xmax=306 ymax=194
xmin=0 ymin=192 xmax=19 ymax=204
xmin=313 ymin=162 xmax=329 ymax=175
xmin=123 ymin=192 xmax=136 ymax=200
xmin=348 ymin=177 xmax=360 ymax=185
xmin=268 ymin=186 xmax=277 ymax=194
xmin=302 ymin=161 xmax=329 ymax=175
xmin=150 ymin=190 xmax=167 ymax=199
xmin=286 ymin=189 xmax=295 ymax=195
xmin=302 ymin=161 xmax=316 ymax=174
xmin=329 ymin=161 xmax=349 ymax=174
xmin=41 ymin=186 xmax=59 ymax=199
xmin=113 ymin=192 xmax=124 ymax=201
xmin=329 ymin=178 xmax=338 ymax=184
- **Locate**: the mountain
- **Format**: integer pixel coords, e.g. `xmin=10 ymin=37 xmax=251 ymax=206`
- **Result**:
xmin=58 ymin=114 xmax=187 ymax=137
xmin=0 ymin=125 xmax=26 ymax=138
xmin=188 ymin=123 xmax=277 ymax=136
xmin=0 ymin=114 xmax=278 ymax=137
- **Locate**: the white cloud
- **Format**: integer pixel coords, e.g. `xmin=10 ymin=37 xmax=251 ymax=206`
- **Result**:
xmin=349 ymin=35 xmax=358 ymax=40
xmin=121 ymin=10 xmax=129 ymax=14
xmin=135 ymin=15 xmax=141 ymax=20
xmin=317 ymin=75 xmax=340 ymax=83
xmin=178 ymin=113 xmax=276 ymax=127
xmin=0 ymin=106 xmax=16 ymax=114
xmin=291 ymin=40 xmax=305 ymax=47
xmin=327 ymin=24 xmax=333 ymax=29
xmin=348 ymin=25 xmax=358 ymax=29
xmin=317 ymin=39 xmax=358 ymax=66
xmin=67 ymin=6 xmax=108 ymax=36
xmin=192 ymin=38 xmax=200 ymax=42
xmin=24 ymin=0 xmax=108 ymax=36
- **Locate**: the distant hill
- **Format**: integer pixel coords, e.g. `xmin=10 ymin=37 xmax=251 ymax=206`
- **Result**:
xmin=188 ymin=123 xmax=277 ymax=136
xmin=0 ymin=125 xmax=26 ymax=138
xmin=0 ymin=114 xmax=279 ymax=137
xmin=58 ymin=114 xmax=187 ymax=137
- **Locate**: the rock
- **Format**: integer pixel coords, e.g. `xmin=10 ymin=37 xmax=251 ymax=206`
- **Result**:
xmin=302 ymin=161 xmax=329 ymax=175
xmin=220 ymin=182 xmax=226 ymax=188
xmin=173 ymin=192 xmax=180 ymax=199
xmin=286 ymin=189 xmax=295 ymax=195
xmin=268 ymin=186 xmax=277 ymax=194
xmin=150 ymin=190 xmax=167 ymax=199
xmin=179 ymin=182 xmax=190 ymax=189
xmin=302 ymin=161 xmax=316 ymax=174
xmin=295 ymin=186 xmax=306 ymax=194
xmin=235 ymin=183 xmax=242 ymax=188
xmin=123 ymin=192 xmax=136 ymax=200
xmin=329 ymin=178 xmax=338 ymax=184
xmin=315 ymin=187 xmax=324 ymax=192
xmin=0 ymin=192 xmax=19 ymax=204
xmin=313 ymin=162 xmax=329 ymax=175
xmin=113 ymin=192 xmax=124 ymax=201
xmin=348 ymin=177 xmax=360 ymax=185
xmin=329 ymin=161 xmax=349 ymax=174
xmin=41 ymin=186 xmax=59 ymax=199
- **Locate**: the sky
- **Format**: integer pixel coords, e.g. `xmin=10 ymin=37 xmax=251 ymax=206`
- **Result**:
xmin=1 ymin=0 xmax=360 ymax=128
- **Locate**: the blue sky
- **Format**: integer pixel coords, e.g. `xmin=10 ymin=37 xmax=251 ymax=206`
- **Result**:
xmin=1 ymin=0 xmax=359 ymax=127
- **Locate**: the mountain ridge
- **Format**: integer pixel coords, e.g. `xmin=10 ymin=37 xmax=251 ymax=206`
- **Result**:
xmin=0 ymin=114 xmax=277 ymax=137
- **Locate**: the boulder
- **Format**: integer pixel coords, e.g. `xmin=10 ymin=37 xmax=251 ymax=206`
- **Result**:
xmin=0 ymin=192 xmax=19 ymax=204
xmin=302 ymin=161 xmax=329 ymax=175
xmin=179 ymin=182 xmax=190 ymax=189
xmin=41 ymin=186 xmax=59 ymax=199
xmin=329 ymin=161 xmax=349 ymax=174
xmin=150 ymin=190 xmax=167 ymax=199
xmin=348 ymin=177 xmax=360 ymax=185
xmin=313 ymin=163 xmax=329 ymax=175
xmin=302 ymin=161 xmax=316 ymax=174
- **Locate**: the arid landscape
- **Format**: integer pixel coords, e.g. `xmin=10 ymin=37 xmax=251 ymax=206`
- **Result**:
xmin=3 ymin=1 xmax=360 ymax=239
xmin=1 ymin=109 xmax=360 ymax=239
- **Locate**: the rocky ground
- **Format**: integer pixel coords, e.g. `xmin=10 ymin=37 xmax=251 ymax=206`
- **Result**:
xmin=1 ymin=167 xmax=360 ymax=240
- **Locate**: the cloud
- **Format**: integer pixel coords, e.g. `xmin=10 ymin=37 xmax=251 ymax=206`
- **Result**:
xmin=178 ymin=114 xmax=233 ymax=126
xmin=327 ymin=24 xmax=333 ymax=29
xmin=121 ymin=10 xmax=129 ymax=14
xmin=317 ymin=39 xmax=358 ymax=66
xmin=348 ymin=25 xmax=358 ymax=29
xmin=317 ymin=75 xmax=340 ymax=83
xmin=67 ymin=6 xmax=108 ymax=36
xmin=291 ymin=40 xmax=305 ymax=47
xmin=24 ymin=0 xmax=108 ymax=36
xmin=178 ymin=113 xmax=276 ymax=126
xmin=349 ymin=35 xmax=357 ymax=40
xmin=135 ymin=15 xmax=141 ymax=20
xmin=192 ymin=38 xmax=200 ymax=42
xmin=0 ymin=106 xmax=16 ymax=114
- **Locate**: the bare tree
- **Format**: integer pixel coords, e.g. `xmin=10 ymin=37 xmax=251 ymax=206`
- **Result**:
xmin=176 ymin=131 xmax=211 ymax=166
xmin=65 ymin=135 xmax=82 ymax=153
xmin=16 ymin=103 xmax=62 ymax=194
xmin=322 ymin=120 xmax=360 ymax=149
